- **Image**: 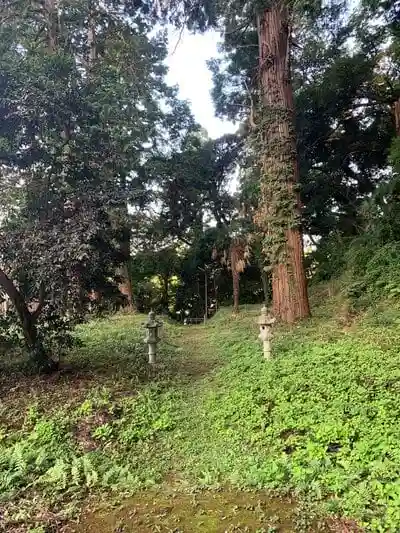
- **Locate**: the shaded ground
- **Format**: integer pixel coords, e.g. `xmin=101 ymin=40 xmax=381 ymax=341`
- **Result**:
xmin=72 ymin=488 xmax=296 ymax=533
xmin=0 ymin=317 xmax=215 ymax=431
xmin=3 ymin=296 xmax=396 ymax=530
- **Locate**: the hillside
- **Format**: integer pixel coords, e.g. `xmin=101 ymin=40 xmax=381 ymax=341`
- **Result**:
xmin=1 ymin=287 xmax=400 ymax=531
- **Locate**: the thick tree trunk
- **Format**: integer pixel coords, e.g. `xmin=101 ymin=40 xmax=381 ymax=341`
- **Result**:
xmin=118 ymin=268 xmax=134 ymax=311
xmin=0 ymin=270 xmax=54 ymax=371
xmin=257 ymin=4 xmax=310 ymax=323
xmin=118 ymin=222 xmax=135 ymax=312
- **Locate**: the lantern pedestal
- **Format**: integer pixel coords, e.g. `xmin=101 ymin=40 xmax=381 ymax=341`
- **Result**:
xmin=148 ymin=343 xmax=156 ymax=364
xmin=257 ymin=306 xmax=276 ymax=360
xmin=143 ymin=311 xmax=162 ymax=364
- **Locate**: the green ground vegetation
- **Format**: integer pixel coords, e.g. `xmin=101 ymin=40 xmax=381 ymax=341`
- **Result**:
xmin=2 ymin=290 xmax=400 ymax=531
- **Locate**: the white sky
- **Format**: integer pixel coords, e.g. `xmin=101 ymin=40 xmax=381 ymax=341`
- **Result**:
xmin=165 ymin=29 xmax=237 ymax=139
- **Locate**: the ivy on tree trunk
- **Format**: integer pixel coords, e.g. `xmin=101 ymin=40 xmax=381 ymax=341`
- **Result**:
xmin=255 ymin=3 xmax=310 ymax=323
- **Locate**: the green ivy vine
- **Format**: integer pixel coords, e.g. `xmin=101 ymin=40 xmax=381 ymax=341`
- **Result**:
xmin=250 ymin=101 xmax=300 ymax=270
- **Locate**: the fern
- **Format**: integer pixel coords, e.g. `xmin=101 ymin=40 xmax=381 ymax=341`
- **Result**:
xmin=71 ymin=457 xmax=82 ymax=486
xmin=0 ymin=447 xmax=9 ymax=469
xmin=38 ymin=458 xmax=69 ymax=490
xmin=34 ymin=448 xmax=49 ymax=470
xmin=82 ymin=456 xmax=98 ymax=488
xmin=11 ymin=443 xmax=28 ymax=474
xmin=0 ymin=469 xmax=22 ymax=492
xmin=101 ymin=465 xmax=123 ymax=487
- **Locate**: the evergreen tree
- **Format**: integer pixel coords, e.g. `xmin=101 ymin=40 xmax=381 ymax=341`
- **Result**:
xmin=0 ymin=0 xmax=185 ymax=367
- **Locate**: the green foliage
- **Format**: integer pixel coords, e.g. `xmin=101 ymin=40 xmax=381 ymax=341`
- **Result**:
xmin=174 ymin=307 xmax=400 ymax=530
xmin=6 ymin=301 xmax=400 ymax=529
xmin=117 ymin=389 xmax=178 ymax=446
xmin=0 ymin=0 xmax=195 ymax=366
xmin=251 ymin=105 xmax=300 ymax=267
xmin=313 ymin=211 xmax=400 ymax=310
xmin=344 ymin=242 xmax=400 ymax=309
xmin=130 ymin=246 xmax=182 ymax=313
xmin=130 ymin=130 xmax=262 ymax=317
xmin=0 ymin=314 xmax=182 ymax=530
xmin=0 ymin=418 xmax=73 ymax=499
xmin=308 ymin=233 xmax=349 ymax=282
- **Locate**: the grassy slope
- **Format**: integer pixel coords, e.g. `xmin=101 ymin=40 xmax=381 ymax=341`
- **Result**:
xmin=2 ymin=290 xmax=400 ymax=531
xmin=179 ymin=294 xmax=400 ymax=531
xmin=0 ymin=316 xmax=190 ymax=532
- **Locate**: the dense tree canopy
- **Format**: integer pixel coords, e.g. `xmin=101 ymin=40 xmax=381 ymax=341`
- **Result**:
xmin=0 ymin=0 xmax=194 ymax=366
xmin=0 ymin=0 xmax=399 ymax=361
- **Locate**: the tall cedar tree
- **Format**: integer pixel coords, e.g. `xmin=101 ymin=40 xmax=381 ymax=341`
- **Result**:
xmin=162 ymin=0 xmax=310 ymax=322
xmin=255 ymin=5 xmax=310 ymax=322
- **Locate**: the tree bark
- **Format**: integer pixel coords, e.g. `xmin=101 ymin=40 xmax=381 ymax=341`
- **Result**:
xmin=257 ymin=4 xmax=310 ymax=323
xmin=0 ymin=270 xmax=53 ymax=370
xmin=232 ymin=269 xmax=240 ymax=314
xmin=44 ymin=0 xmax=58 ymax=52
xmin=118 ymin=250 xmax=135 ymax=313
xmin=214 ymin=274 xmax=219 ymax=312
xmin=118 ymin=229 xmax=135 ymax=312
xmin=0 ymin=270 xmax=36 ymax=347
xmin=395 ymin=97 xmax=400 ymax=137
xmin=230 ymin=246 xmax=240 ymax=314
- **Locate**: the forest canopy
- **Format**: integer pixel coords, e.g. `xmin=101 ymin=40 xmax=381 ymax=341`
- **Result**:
xmin=0 ymin=0 xmax=399 ymax=365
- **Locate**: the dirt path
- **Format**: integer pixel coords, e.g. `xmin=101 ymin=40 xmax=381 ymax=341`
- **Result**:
xmin=73 ymin=487 xmax=296 ymax=532
xmin=173 ymin=325 xmax=220 ymax=379
xmin=71 ymin=325 xmax=302 ymax=533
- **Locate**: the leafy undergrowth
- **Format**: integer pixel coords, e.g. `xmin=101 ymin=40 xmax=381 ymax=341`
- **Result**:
xmin=175 ymin=293 xmax=400 ymax=532
xmin=2 ymin=294 xmax=400 ymax=531
xmin=0 ymin=315 xmax=201 ymax=532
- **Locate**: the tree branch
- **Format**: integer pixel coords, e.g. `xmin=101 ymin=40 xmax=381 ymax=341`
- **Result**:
xmin=0 ymin=268 xmax=37 ymax=347
xmin=0 ymin=268 xmax=30 ymax=319
xmin=32 ymin=282 xmax=46 ymax=321
xmin=177 ymin=234 xmax=192 ymax=246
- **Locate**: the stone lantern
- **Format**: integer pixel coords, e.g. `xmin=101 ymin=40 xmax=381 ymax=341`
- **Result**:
xmin=258 ymin=305 xmax=276 ymax=360
xmin=143 ymin=311 xmax=162 ymax=364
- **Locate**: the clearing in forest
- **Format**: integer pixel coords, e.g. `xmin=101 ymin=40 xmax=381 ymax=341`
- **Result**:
xmin=1 ymin=294 xmax=400 ymax=531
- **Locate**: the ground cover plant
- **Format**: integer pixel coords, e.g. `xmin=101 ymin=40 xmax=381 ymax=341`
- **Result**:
xmin=177 ymin=299 xmax=400 ymax=531
xmin=0 ymin=315 xmax=188 ymax=531
xmin=2 ymin=291 xmax=400 ymax=531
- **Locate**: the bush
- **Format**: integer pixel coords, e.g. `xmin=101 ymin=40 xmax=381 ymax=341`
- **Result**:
xmin=344 ymin=242 xmax=400 ymax=310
